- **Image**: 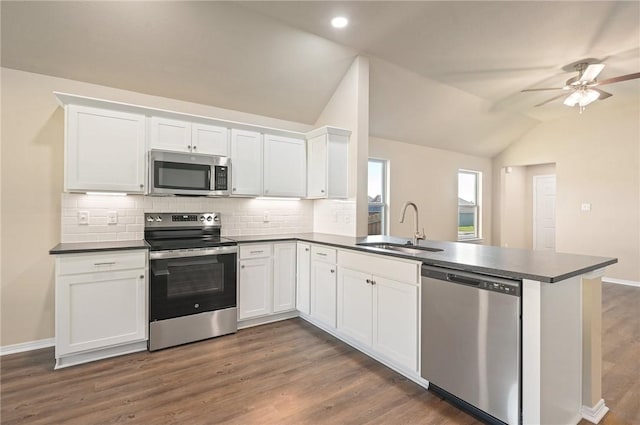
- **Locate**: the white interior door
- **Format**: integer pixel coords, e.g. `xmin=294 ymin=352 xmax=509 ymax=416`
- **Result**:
xmin=533 ymin=175 xmax=556 ymax=251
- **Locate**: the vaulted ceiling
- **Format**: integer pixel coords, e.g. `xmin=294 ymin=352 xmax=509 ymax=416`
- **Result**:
xmin=2 ymin=1 xmax=639 ymax=157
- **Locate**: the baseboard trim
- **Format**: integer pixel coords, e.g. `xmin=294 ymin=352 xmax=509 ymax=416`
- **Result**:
xmin=1 ymin=338 xmax=55 ymax=356
xmin=581 ymin=399 xmax=609 ymax=424
xmin=603 ymin=277 xmax=640 ymax=288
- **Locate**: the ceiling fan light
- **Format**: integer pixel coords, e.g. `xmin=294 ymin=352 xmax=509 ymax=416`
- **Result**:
xmin=578 ymin=89 xmax=601 ymax=107
xmin=563 ymin=91 xmax=581 ymax=107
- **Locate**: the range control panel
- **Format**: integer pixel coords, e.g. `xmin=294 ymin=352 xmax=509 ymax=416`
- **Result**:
xmin=144 ymin=212 xmax=221 ymax=228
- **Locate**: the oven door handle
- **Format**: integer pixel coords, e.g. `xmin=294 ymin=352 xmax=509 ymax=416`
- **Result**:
xmin=151 ymin=264 xmax=170 ymax=277
xmin=149 ymin=245 xmax=238 ymax=260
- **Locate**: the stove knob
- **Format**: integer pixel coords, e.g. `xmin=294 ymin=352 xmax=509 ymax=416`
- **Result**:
xmin=146 ymin=216 xmax=154 ymax=223
xmin=213 ymin=215 xmax=220 ymax=222
xmin=155 ymin=216 xmax=163 ymax=222
xmin=200 ymin=216 xmax=206 ymax=222
xmin=206 ymin=216 xmax=213 ymax=222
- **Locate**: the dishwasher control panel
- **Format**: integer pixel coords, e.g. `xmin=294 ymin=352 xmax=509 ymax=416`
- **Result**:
xmin=479 ymin=280 xmax=519 ymax=296
xmin=422 ymin=266 xmax=521 ymax=297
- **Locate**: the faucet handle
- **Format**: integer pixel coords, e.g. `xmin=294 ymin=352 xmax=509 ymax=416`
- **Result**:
xmin=416 ymin=228 xmax=426 ymax=240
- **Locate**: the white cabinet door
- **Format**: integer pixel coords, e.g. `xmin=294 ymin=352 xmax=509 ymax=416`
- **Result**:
xmin=263 ymin=135 xmax=306 ymax=197
xmin=192 ymin=123 xmax=229 ymax=156
xmin=66 ymin=105 xmax=146 ymax=193
xmin=337 ymin=267 xmax=373 ymax=346
xmin=310 ymin=260 xmax=337 ymax=328
xmin=307 ymin=135 xmax=327 ymax=198
xmin=273 ymin=243 xmax=296 ymax=313
xmin=296 ymin=243 xmax=311 ymax=314
xmin=327 ymin=134 xmax=349 ymax=199
xmin=238 ymin=257 xmax=272 ymax=319
xmin=230 ymin=129 xmax=262 ymax=196
xmin=150 ymin=117 xmax=191 ymax=152
xmin=373 ymin=277 xmax=419 ymax=371
xmin=56 ymin=269 xmax=146 ymax=356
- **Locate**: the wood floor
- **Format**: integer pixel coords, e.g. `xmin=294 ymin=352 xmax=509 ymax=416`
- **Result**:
xmin=2 ymin=282 xmax=638 ymax=425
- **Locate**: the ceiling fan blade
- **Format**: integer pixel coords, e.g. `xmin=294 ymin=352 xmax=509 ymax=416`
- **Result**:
xmin=581 ymin=64 xmax=605 ymax=82
xmin=597 ymin=72 xmax=640 ymax=86
xmin=592 ymin=88 xmax=612 ymax=100
xmin=534 ymin=92 xmax=569 ymax=107
xmin=521 ymin=87 xmax=565 ymax=92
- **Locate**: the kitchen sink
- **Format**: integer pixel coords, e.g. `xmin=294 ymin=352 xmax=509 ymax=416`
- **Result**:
xmin=357 ymin=242 xmax=444 ymax=255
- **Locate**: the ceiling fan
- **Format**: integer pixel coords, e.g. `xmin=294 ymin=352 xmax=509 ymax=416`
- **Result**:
xmin=521 ymin=62 xmax=640 ymax=113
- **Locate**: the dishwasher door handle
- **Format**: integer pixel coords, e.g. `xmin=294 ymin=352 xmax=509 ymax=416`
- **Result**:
xmin=446 ymin=274 xmax=481 ymax=287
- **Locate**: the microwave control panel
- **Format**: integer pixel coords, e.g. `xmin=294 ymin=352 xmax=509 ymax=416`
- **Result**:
xmin=214 ymin=166 xmax=228 ymax=191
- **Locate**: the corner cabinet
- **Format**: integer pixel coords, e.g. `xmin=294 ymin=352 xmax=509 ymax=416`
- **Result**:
xmin=306 ymin=127 xmax=350 ymax=199
xmin=55 ymin=250 xmax=148 ymax=369
xmin=263 ymin=135 xmax=306 ymax=197
xmin=65 ymin=105 xmax=146 ymax=193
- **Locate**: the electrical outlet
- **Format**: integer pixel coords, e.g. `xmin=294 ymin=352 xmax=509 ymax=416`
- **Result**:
xmin=78 ymin=211 xmax=89 ymax=225
xmin=107 ymin=211 xmax=118 ymax=224
xmin=581 ymin=203 xmax=592 ymax=212
xmin=344 ymin=215 xmax=351 ymax=224
xmin=263 ymin=211 xmax=270 ymax=223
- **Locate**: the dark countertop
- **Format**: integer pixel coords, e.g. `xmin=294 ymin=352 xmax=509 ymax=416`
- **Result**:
xmin=50 ymin=240 xmax=149 ymax=255
xmin=229 ymin=233 xmax=617 ymax=283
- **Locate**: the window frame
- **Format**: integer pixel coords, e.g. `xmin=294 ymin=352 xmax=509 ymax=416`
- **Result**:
xmin=368 ymin=158 xmax=388 ymax=236
xmin=457 ymin=169 xmax=482 ymax=241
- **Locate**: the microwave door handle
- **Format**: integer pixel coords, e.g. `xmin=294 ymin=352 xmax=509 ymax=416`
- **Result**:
xmin=209 ymin=168 xmax=213 ymax=190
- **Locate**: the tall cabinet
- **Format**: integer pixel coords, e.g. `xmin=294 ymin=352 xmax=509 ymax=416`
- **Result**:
xmin=306 ymin=126 xmax=350 ymax=199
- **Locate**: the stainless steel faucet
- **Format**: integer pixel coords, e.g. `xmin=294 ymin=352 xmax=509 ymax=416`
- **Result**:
xmin=399 ymin=201 xmax=425 ymax=245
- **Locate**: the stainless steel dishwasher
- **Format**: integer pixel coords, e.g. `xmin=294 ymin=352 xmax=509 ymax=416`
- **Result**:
xmin=421 ymin=265 xmax=521 ymax=425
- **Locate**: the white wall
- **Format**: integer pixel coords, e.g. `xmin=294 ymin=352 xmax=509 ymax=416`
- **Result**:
xmin=493 ymin=102 xmax=640 ymax=281
xmin=313 ymin=56 xmax=370 ymax=236
xmin=0 ymin=67 xmax=315 ymax=346
xmin=369 ymin=137 xmax=493 ymax=243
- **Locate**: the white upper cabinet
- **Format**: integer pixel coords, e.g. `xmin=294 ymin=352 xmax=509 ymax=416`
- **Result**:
xmin=306 ymin=127 xmax=350 ymax=199
xmin=263 ymin=134 xmax=306 ymax=197
xmin=150 ymin=117 xmax=192 ymax=152
xmin=65 ymin=105 xmax=146 ymax=193
xmin=191 ymin=123 xmax=229 ymax=156
xmin=230 ymin=129 xmax=263 ymax=196
xmin=150 ymin=118 xmax=229 ymax=156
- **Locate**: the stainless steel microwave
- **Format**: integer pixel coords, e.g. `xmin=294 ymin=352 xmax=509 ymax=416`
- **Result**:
xmin=149 ymin=150 xmax=231 ymax=196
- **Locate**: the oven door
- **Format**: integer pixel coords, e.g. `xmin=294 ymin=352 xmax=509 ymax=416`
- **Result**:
xmin=149 ymin=248 xmax=237 ymax=321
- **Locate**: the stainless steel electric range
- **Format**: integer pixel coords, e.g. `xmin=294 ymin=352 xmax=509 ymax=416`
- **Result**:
xmin=145 ymin=212 xmax=237 ymax=351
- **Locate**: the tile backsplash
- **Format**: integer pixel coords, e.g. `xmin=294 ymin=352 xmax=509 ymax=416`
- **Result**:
xmin=61 ymin=193 xmax=314 ymax=243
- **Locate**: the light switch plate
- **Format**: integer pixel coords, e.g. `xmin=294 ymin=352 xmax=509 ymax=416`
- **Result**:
xmin=107 ymin=211 xmax=118 ymax=224
xmin=263 ymin=211 xmax=270 ymax=223
xmin=78 ymin=211 xmax=89 ymax=225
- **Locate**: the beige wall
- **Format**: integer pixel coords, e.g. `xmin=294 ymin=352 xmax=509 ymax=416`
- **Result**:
xmin=369 ymin=137 xmax=492 ymax=243
xmin=0 ymin=67 xmax=314 ymax=347
xmin=493 ymin=102 xmax=640 ymax=281
xmin=313 ymin=56 xmax=370 ymax=236
xmin=500 ymin=163 xmax=556 ymax=249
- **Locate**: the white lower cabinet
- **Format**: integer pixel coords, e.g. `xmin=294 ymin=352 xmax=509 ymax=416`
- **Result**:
xmin=238 ymin=257 xmax=272 ymax=319
xmin=310 ymin=246 xmax=337 ymax=328
xmin=296 ymin=243 xmax=311 ymax=314
xmin=55 ymin=250 xmax=147 ymax=369
xmin=336 ymin=250 xmax=420 ymax=372
xmin=238 ymin=242 xmax=297 ymax=322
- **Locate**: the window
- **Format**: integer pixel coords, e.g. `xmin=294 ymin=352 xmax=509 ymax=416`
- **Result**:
xmin=458 ymin=170 xmax=481 ymax=240
xmin=368 ymin=159 xmax=387 ymax=235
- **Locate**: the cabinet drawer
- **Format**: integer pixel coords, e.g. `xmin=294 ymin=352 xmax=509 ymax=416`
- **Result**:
xmin=239 ymin=244 xmax=272 ymax=259
xmin=311 ymin=245 xmax=337 ymax=263
xmin=57 ymin=251 xmax=146 ymax=276
xmin=338 ymin=250 xmax=419 ymax=285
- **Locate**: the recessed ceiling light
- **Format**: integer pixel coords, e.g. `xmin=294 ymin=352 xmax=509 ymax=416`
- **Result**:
xmin=331 ymin=16 xmax=348 ymax=28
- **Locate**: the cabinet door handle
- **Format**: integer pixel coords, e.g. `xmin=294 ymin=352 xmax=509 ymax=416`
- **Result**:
xmin=321 ymin=189 xmax=325 ymax=193
xmin=305 ymin=248 xmax=309 ymax=252
xmin=232 ymin=187 xmax=236 ymax=192
xmin=192 ymin=145 xmax=197 ymax=151
xmin=139 ymin=275 xmax=144 ymax=279
xmin=371 ymin=280 xmax=376 ymax=285
xmin=94 ymin=262 xmax=116 ymax=266
xmin=330 ymin=269 xmax=335 ymax=274
xmin=241 ymin=265 xmax=245 ymax=269
xmin=316 ymin=252 xmax=327 ymax=257
xmin=139 ymin=184 xmax=144 ymax=189
xmin=250 ymin=250 xmax=264 ymax=254
xmin=366 ymin=279 xmax=371 ymax=284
